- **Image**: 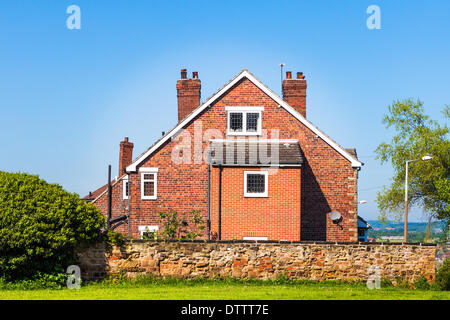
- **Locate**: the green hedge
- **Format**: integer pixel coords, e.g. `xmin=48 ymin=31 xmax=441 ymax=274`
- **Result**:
xmin=0 ymin=171 xmax=105 ymax=280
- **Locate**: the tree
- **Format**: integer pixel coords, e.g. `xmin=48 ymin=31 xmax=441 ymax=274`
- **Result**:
xmin=375 ymin=99 xmax=449 ymax=221
xmin=0 ymin=171 xmax=105 ymax=280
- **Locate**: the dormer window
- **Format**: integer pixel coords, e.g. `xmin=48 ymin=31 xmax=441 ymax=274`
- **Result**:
xmin=226 ymin=106 xmax=263 ymax=136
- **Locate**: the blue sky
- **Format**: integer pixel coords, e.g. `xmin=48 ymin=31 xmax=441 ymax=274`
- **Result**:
xmin=1 ymin=0 xmax=449 ymax=222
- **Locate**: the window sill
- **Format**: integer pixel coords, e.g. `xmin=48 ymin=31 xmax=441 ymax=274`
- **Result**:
xmin=244 ymin=194 xmax=268 ymax=198
xmin=141 ymin=197 xmax=157 ymax=200
xmin=227 ymin=132 xmax=262 ymax=136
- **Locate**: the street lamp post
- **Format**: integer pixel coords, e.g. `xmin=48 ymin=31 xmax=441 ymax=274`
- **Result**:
xmin=404 ymin=155 xmax=433 ymax=242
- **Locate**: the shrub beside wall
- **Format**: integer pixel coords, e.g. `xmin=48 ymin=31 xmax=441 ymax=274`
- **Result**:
xmin=0 ymin=171 xmax=105 ymax=280
xmin=77 ymin=241 xmax=436 ymax=284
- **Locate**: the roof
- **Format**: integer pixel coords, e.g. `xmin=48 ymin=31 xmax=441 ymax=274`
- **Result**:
xmin=210 ymin=139 xmax=303 ymax=166
xmin=82 ymin=175 xmax=125 ymax=202
xmin=358 ymin=216 xmax=372 ymax=229
xmin=82 ymin=184 xmax=107 ymax=201
xmin=126 ymin=69 xmax=363 ymax=172
xmin=345 ymin=148 xmax=357 ymax=159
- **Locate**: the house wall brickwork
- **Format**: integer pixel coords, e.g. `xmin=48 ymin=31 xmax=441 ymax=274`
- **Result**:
xmin=210 ymin=167 xmax=301 ymax=241
xmin=77 ymin=241 xmax=436 ymax=284
xmin=92 ymin=75 xmax=359 ymax=242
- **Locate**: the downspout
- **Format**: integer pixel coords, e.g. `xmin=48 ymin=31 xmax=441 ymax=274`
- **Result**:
xmin=218 ymin=165 xmax=223 ymax=240
xmin=107 ymin=165 xmax=112 ymax=229
xmin=127 ymin=173 xmax=131 ymax=238
xmin=207 ymin=148 xmax=211 ymax=241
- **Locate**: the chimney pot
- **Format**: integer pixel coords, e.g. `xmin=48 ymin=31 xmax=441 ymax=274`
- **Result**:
xmin=297 ymin=72 xmax=305 ymax=80
xmin=286 ymin=71 xmax=292 ymax=79
xmin=192 ymin=71 xmax=198 ymax=78
xmin=180 ymin=68 xmax=187 ymax=79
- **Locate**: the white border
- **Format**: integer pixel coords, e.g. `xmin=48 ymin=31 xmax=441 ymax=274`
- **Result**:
xmin=226 ymin=107 xmax=263 ymax=136
xmin=126 ymin=70 xmax=363 ymax=171
xmin=138 ymin=225 xmax=159 ymax=238
xmin=244 ymin=170 xmax=268 ymax=197
xmin=141 ymin=170 xmax=157 ymax=200
xmin=122 ymin=175 xmax=129 ymax=200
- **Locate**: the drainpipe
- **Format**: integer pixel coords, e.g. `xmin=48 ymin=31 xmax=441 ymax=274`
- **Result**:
xmin=207 ymin=149 xmax=211 ymax=241
xmin=218 ymin=165 xmax=223 ymax=240
xmin=127 ymin=173 xmax=131 ymax=238
xmin=107 ymin=165 xmax=112 ymax=229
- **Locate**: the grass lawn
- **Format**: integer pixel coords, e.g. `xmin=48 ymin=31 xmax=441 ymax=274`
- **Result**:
xmin=0 ymin=279 xmax=449 ymax=300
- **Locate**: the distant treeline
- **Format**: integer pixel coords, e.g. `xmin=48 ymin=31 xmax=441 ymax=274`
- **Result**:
xmin=367 ymin=230 xmax=446 ymax=243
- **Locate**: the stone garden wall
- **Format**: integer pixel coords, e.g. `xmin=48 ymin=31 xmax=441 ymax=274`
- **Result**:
xmin=77 ymin=240 xmax=436 ymax=284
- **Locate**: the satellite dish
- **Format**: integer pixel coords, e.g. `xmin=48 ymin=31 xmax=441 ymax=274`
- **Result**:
xmin=329 ymin=211 xmax=343 ymax=229
xmin=329 ymin=211 xmax=341 ymax=222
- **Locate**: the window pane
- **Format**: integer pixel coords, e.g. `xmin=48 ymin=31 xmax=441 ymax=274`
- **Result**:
xmin=144 ymin=173 xmax=154 ymax=180
xmin=247 ymin=174 xmax=265 ymax=193
xmin=230 ymin=113 xmax=243 ymax=132
xmin=125 ymin=181 xmax=129 ymax=196
xmin=144 ymin=181 xmax=154 ymax=197
xmin=246 ymin=113 xmax=259 ymax=132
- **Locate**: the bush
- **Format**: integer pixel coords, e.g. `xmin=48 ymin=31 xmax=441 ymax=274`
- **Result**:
xmin=0 ymin=171 xmax=105 ymax=280
xmin=158 ymin=210 xmax=205 ymax=239
xmin=105 ymin=229 xmax=125 ymax=247
xmin=414 ymin=276 xmax=430 ymax=290
xmin=0 ymin=272 xmax=70 ymax=290
xmin=435 ymin=258 xmax=450 ymax=291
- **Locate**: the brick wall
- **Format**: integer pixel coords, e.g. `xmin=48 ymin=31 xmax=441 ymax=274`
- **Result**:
xmin=77 ymin=241 xmax=436 ymax=284
xmin=93 ymin=77 xmax=358 ymax=242
xmin=210 ymin=167 xmax=301 ymax=241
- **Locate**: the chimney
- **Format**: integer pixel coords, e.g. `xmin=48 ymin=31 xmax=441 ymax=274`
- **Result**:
xmin=119 ymin=137 xmax=133 ymax=176
xmin=177 ymin=69 xmax=201 ymax=122
xmin=282 ymin=71 xmax=307 ymax=118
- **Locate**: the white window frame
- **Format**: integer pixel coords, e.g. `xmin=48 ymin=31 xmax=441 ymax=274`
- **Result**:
xmin=123 ymin=176 xmax=129 ymax=200
xmin=244 ymin=170 xmax=268 ymax=197
xmin=138 ymin=225 xmax=159 ymax=239
xmin=140 ymin=167 xmax=158 ymax=200
xmin=226 ymin=106 xmax=263 ymax=136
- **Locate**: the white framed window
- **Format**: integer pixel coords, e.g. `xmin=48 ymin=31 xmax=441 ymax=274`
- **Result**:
xmin=244 ymin=170 xmax=268 ymax=197
xmin=138 ymin=225 xmax=159 ymax=239
xmin=140 ymin=167 xmax=158 ymax=200
xmin=226 ymin=106 xmax=263 ymax=136
xmin=123 ymin=176 xmax=129 ymax=200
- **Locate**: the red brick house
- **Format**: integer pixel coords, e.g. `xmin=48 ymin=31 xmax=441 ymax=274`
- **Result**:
xmin=84 ymin=69 xmax=363 ymax=242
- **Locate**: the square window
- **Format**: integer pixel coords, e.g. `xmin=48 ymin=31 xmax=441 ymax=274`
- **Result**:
xmin=244 ymin=171 xmax=268 ymax=197
xmin=247 ymin=174 xmax=265 ymax=193
xmin=229 ymin=113 xmax=243 ymax=132
xmin=246 ymin=113 xmax=259 ymax=132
